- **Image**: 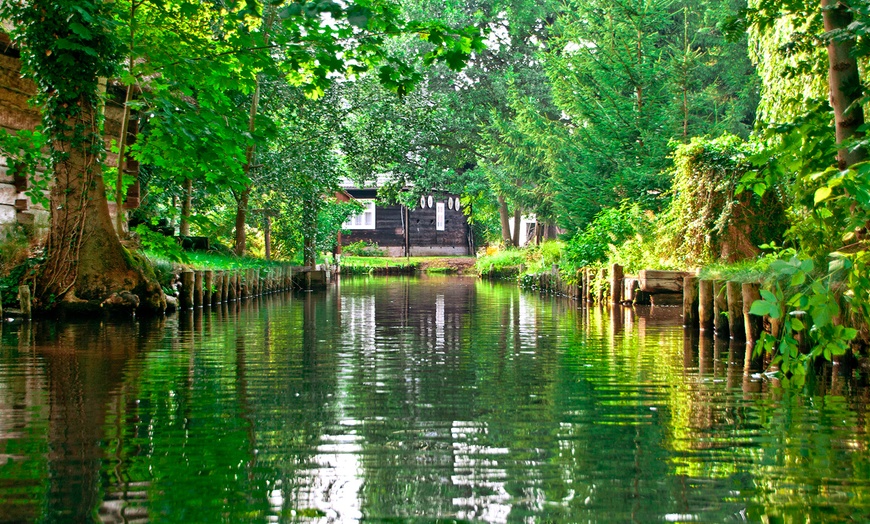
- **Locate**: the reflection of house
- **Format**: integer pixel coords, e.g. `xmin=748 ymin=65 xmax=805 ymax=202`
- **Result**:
xmin=339 ymin=181 xmax=472 ymax=257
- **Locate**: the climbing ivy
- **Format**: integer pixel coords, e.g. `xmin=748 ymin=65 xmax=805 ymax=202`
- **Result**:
xmin=1 ymin=0 xmax=121 ymax=164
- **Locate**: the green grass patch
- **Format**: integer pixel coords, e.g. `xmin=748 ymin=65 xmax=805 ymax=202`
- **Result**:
xmin=476 ymin=249 xmax=526 ymax=278
xmin=340 ymin=256 xmax=477 ymax=275
xmin=699 ymin=256 xmax=776 ymax=283
xmin=341 ymin=256 xmax=421 ymax=269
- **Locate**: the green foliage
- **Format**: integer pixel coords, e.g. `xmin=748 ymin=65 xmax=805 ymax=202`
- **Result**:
xmin=0 ymin=129 xmax=49 ymax=207
xmin=750 ymin=252 xmax=860 ymax=386
xmin=563 ymin=203 xmax=652 ymax=271
xmin=342 ymin=240 xmax=386 ymax=257
xmin=133 ymin=225 xmax=189 ymax=264
xmin=1 ymin=0 xmax=121 ymax=163
xmin=728 ymin=1 xmax=870 ymax=374
xmin=0 ymin=226 xmax=40 ymax=308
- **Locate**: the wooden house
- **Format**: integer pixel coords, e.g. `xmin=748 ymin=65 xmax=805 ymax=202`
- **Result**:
xmin=339 ymin=184 xmax=472 ymax=257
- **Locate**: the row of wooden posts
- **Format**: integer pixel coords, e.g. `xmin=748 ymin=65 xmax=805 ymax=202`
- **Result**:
xmin=4 ymin=265 xmax=327 ymax=318
xmin=177 ymin=266 xmax=299 ymax=310
xmin=529 ymin=264 xmax=769 ymax=344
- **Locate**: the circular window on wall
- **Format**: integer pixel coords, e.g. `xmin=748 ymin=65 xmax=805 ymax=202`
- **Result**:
xmin=454 ymin=197 xmax=461 ymax=211
xmin=420 ymin=195 xmax=426 ymax=209
xmin=447 ymin=198 xmax=454 ymax=210
xmin=427 ymin=195 xmax=434 ymax=208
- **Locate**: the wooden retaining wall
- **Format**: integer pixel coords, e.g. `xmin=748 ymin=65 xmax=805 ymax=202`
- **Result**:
xmin=523 ymin=264 xmax=779 ymax=375
xmin=175 ymin=265 xmax=331 ymax=310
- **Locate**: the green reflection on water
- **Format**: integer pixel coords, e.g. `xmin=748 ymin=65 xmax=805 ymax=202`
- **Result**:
xmin=0 ymin=275 xmax=869 ymax=522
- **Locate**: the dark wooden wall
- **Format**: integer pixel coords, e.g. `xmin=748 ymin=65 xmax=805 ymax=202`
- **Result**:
xmin=341 ymin=190 xmax=471 ymax=256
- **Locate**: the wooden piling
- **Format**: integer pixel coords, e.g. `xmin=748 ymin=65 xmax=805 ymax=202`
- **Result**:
xmin=742 ymin=283 xmax=763 ymax=344
xmin=221 ymin=271 xmax=229 ymax=303
xmin=682 ymin=276 xmax=699 ymax=327
xmin=610 ymin=264 xmax=624 ymax=305
xmin=18 ymin=285 xmax=31 ymax=319
xmin=698 ymin=279 xmax=714 ymax=331
xmin=180 ymin=269 xmax=194 ymax=309
xmin=726 ymin=281 xmax=744 ymax=340
xmin=194 ymin=271 xmax=203 ymax=308
xmin=713 ymin=280 xmax=729 ymax=338
xmin=228 ymin=272 xmax=237 ymax=301
xmin=204 ymin=270 xmax=214 ymax=307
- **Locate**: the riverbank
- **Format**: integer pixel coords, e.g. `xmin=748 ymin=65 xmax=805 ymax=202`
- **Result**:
xmin=340 ymin=255 xmax=477 ymax=275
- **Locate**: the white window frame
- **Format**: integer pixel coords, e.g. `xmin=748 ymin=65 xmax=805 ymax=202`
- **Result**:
xmin=436 ymin=202 xmax=445 ymax=231
xmin=344 ymin=200 xmax=377 ymax=230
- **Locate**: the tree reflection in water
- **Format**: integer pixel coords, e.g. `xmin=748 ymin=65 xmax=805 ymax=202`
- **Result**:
xmin=0 ymin=276 xmax=869 ymax=522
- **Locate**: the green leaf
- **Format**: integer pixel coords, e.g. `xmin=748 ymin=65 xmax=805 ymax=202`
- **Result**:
xmin=790 ymin=271 xmax=806 ymax=286
xmin=68 ymin=22 xmax=92 ymax=40
xmin=749 ymin=300 xmax=771 ymax=317
xmin=814 ymin=186 xmax=832 ymax=204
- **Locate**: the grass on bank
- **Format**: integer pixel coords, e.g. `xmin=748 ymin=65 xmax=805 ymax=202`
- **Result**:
xmin=476 ymin=242 xmax=564 ymax=279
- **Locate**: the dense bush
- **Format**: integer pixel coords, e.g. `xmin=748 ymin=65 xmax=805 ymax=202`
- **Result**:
xmin=563 ymin=202 xmax=653 ymax=271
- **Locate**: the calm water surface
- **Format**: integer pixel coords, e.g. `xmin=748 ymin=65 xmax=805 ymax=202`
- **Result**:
xmin=0 ymin=276 xmax=869 ymax=523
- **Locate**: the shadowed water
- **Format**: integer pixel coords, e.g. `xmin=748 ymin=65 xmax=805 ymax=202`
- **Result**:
xmin=0 ymin=275 xmax=868 ymax=523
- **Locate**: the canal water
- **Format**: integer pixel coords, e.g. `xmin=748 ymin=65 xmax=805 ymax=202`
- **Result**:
xmin=0 ymin=276 xmax=868 ymax=523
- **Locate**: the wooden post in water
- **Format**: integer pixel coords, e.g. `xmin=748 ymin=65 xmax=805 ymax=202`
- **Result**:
xmin=597 ymin=267 xmax=606 ymax=303
xmin=204 ymin=270 xmax=214 ymax=307
xmin=682 ymin=276 xmax=699 ymax=327
xmin=228 ymin=272 xmax=237 ymax=301
xmin=580 ymin=269 xmax=588 ymax=303
xmin=214 ymin=271 xmax=222 ymax=303
xmin=713 ymin=280 xmax=729 ymax=338
xmin=610 ymin=264 xmax=624 ymax=305
xmin=726 ymin=281 xmax=744 ymax=340
xmin=221 ymin=271 xmax=229 ymax=303
xmin=180 ymin=269 xmax=194 ymax=309
xmin=194 ymin=271 xmax=203 ymax=308
xmin=742 ymin=283 xmax=763 ymax=344
xmin=698 ymin=280 xmax=714 ymax=331
xmin=18 ymin=285 xmax=30 ymax=319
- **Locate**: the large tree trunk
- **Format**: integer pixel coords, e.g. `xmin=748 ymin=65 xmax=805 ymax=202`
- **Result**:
xmin=180 ymin=177 xmax=192 ymax=236
xmin=512 ymin=206 xmax=521 ymax=247
xmin=497 ymin=194 xmax=513 ymax=247
xmin=233 ymin=75 xmax=260 ymax=256
xmin=302 ymin=192 xmax=318 ymax=267
xmin=234 ymin=186 xmax=250 ymax=256
xmin=822 ymin=0 xmax=865 ymax=169
xmin=38 ymin=97 xmax=164 ymax=313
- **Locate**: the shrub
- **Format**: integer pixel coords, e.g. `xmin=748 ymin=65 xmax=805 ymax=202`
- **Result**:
xmin=563 ymin=202 xmax=652 ymax=271
xmin=342 ymin=240 xmax=385 ymax=257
